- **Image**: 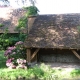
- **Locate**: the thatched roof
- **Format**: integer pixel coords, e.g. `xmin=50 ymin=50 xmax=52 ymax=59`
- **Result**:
xmin=0 ymin=8 xmax=27 ymax=33
xmin=24 ymin=14 xmax=80 ymax=49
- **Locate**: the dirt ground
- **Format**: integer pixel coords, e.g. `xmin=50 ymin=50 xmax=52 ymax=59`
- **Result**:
xmin=43 ymin=62 xmax=80 ymax=69
xmin=30 ymin=62 xmax=80 ymax=69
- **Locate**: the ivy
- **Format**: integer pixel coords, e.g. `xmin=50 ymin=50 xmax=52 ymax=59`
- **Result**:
xmin=16 ymin=6 xmax=39 ymax=31
xmin=16 ymin=17 xmax=28 ymax=31
xmin=0 ymin=6 xmax=38 ymax=50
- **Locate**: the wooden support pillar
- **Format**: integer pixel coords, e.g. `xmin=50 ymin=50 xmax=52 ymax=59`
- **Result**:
xmin=26 ymin=48 xmax=40 ymax=63
xmin=26 ymin=48 xmax=31 ymax=63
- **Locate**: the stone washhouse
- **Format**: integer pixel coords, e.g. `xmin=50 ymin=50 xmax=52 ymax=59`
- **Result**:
xmin=24 ymin=14 xmax=80 ymax=63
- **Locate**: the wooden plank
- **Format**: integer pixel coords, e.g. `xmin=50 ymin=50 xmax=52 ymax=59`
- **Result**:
xmin=72 ymin=50 xmax=80 ymax=59
xmin=31 ymin=49 xmax=40 ymax=61
xmin=27 ymin=49 xmax=31 ymax=63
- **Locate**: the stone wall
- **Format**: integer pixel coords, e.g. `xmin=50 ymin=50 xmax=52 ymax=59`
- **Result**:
xmin=38 ymin=49 xmax=80 ymax=62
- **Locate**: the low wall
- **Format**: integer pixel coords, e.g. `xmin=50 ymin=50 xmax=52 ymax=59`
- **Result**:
xmin=38 ymin=49 xmax=80 ymax=62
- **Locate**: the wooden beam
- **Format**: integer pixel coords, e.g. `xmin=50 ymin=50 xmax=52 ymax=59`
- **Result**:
xmin=71 ymin=50 xmax=80 ymax=59
xmin=27 ymin=49 xmax=31 ymax=63
xmin=31 ymin=49 xmax=40 ymax=61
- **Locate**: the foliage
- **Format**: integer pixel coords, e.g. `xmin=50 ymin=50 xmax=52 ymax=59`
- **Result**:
xmin=3 ymin=0 xmax=36 ymax=6
xmin=0 ymin=23 xmax=4 ymax=27
xmin=0 ymin=32 xmax=27 ymax=50
xmin=25 ymin=6 xmax=39 ymax=17
xmin=4 ymin=41 xmax=27 ymax=69
xmin=0 ymin=63 xmax=80 ymax=80
xmin=0 ymin=1 xmax=38 ymax=50
xmin=0 ymin=52 xmax=80 ymax=80
xmin=16 ymin=6 xmax=39 ymax=31
xmin=71 ymin=69 xmax=80 ymax=77
xmin=0 ymin=50 xmax=7 ymax=68
xmin=16 ymin=17 xmax=28 ymax=31
xmin=0 ymin=63 xmax=54 ymax=80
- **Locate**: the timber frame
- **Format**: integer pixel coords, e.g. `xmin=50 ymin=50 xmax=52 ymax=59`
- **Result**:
xmin=26 ymin=48 xmax=40 ymax=63
xmin=24 ymin=14 xmax=80 ymax=63
xmin=26 ymin=48 xmax=80 ymax=63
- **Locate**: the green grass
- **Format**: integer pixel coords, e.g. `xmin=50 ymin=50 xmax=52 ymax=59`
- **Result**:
xmin=70 ymin=69 xmax=80 ymax=79
xmin=0 ymin=64 xmax=80 ymax=80
xmin=0 ymin=50 xmax=7 ymax=68
xmin=0 ymin=24 xmax=4 ymax=27
xmin=0 ymin=51 xmax=80 ymax=80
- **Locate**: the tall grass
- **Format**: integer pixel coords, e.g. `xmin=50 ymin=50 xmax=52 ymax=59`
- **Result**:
xmin=71 ymin=69 xmax=80 ymax=79
xmin=0 ymin=50 xmax=7 ymax=68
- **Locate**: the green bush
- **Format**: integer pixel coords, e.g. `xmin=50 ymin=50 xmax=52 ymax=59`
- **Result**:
xmin=0 ymin=33 xmax=27 ymax=50
xmin=25 ymin=6 xmax=39 ymax=17
xmin=0 ymin=64 xmax=55 ymax=80
xmin=0 ymin=23 xmax=4 ymax=27
xmin=4 ymin=41 xmax=27 ymax=69
xmin=0 ymin=62 xmax=80 ymax=80
xmin=71 ymin=69 xmax=80 ymax=77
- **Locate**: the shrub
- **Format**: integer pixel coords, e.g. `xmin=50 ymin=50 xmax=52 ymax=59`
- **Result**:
xmin=0 ymin=33 xmax=27 ymax=50
xmin=25 ymin=6 xmax=39 ymax=17
xmin=4 ymin=41 xmax=27 ymax=69
xmin=71 ymin=69 xmax=80 ymax=77
xmin=0 ymin=23 xmax=4 ymax=27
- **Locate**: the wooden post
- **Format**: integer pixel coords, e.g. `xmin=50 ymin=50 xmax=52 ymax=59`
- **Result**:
xmin=26 ymin=48 xmax=40 ymax=63
xmin=26 ymin=48 xmax=31 ymax=63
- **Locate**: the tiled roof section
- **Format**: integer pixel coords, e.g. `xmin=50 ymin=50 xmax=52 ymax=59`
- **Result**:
xmin=0 ymin=8 xmax=27 ymax=33
xmin=24 ymin=14 xmax=80 ymax=49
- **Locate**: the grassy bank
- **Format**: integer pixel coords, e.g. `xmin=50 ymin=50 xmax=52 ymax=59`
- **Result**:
xmin=0 ymin=64 xmax=80 ymax=80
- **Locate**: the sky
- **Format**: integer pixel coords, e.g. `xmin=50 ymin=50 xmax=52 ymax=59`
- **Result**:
xmin=1 ymin=0 xmax=80 ymax=14
xmin=35 ymin=0 xmax=80 ymax=14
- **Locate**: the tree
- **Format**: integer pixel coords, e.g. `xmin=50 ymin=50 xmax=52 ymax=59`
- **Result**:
xmin=1 ymin=0 xmax=36 ymax=6
xmin=29 ymin=0 xmax=36 ymax=6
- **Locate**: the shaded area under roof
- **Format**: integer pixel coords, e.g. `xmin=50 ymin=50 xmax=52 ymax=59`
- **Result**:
xmin=24 ymin=14 xmax=80 ymax=49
